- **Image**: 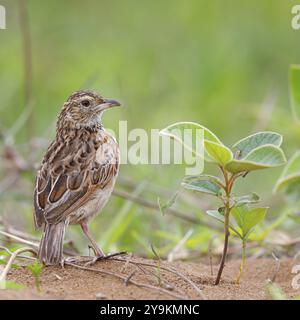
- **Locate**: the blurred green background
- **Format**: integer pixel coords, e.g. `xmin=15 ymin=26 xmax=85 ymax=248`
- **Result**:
xmin=0 ymin=0 xmax=300 ymax=259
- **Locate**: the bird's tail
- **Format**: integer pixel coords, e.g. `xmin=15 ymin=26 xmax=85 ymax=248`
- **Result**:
xmin=38 ymin=221 xmax=66 ymax=266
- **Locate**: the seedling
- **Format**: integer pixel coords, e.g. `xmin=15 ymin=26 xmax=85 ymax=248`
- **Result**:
xmin=151 ymin=243 xmax=162 ymax=286
xmin=27 ymin=260 xmax=43 ymax=293
xmin=206 ymin=204 xmax=268 ymax=283
xmin=160 ymin=122 xmax=286 ymax=284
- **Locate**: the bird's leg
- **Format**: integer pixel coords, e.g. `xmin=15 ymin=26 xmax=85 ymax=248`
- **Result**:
xmin=80 ymin=222 xmax=105 ymax=258
xmin=80 ymin=222 xmax=127 ymax=266
xmin=62 ymin=223 xmax=104 ymax=266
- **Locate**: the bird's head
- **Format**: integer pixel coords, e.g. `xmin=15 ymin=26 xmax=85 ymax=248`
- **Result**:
xmin=58 ymin=90 xmax=121 ymax=130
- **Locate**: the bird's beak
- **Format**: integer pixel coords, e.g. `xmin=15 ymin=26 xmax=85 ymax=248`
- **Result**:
xmin=95 ymin=99 xmax=121 ymax=113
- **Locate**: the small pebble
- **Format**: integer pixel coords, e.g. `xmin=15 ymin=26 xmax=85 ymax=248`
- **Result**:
xmin=95 ymin=292 xmax=107 ymax=300
xmin=54 ymin=274 xmax=62 ymax=280
xmin=165 ymin=284 xmax=175 ymax=291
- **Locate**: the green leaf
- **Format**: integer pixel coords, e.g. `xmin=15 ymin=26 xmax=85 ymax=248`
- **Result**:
xmin=225 ymin=145 xmax=286 ymax=174
xmin=160 ymin=121 xmax=225 ymax=162
xmin=159 ymin=122 xmax=207 ymax=158
xmin=234 ymin=192 xmax=260 ymax=206
xmin=27 ymin=261 xmax=43 ymax=277
xmin=233 ymin=132 xmax=283 ymax=159
xmin=0 ymin=281 xmax=25 ymax=290
xmin=231 ymin=206 xmax=268 ymax=239
xmin=267 ymin=282 xmax=286 ymax=300
xmin=182 ymin=175 xmax=223 ymax=196
xmin=206 ymin=209 xmax=241 ymax=237
xmin=243 ymin=207 xmax=268 ymax=236
xmin=288 ymin=213 xmax=300 ymax=225
xmin=204 ymin=140 xmax=233 ymax=165
xmin=195 ymin=174 xmax=224 ymax=185
xmin=158 ymin=191 xmax=178 ymax=215
xmin=273 ymin=150 xmax=300 ymax=193
xmin=160 ymin=121 xmax=221 ymax=143
xmin=289 ymin=64 xmax=300 ymax=122
xmin=206 ymin=210 xmax=225 ymax=223
xmin=0 ymin=259 xmax=20 ymax=269
xmin=0 ymin=250 xmax=10 ymax=257
xmin=231 ymin=205 xmax=248 ymax=230
xmin=285 ymin=180 xmax=300 ymax=202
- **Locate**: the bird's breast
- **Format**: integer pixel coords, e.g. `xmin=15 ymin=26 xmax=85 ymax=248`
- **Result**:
xmin=69 ymin=179 xmax=116 ymax=224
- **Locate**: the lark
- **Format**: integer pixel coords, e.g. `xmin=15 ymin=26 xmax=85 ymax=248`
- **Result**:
xmin=34 ymin=90 xmax=121 ymax=265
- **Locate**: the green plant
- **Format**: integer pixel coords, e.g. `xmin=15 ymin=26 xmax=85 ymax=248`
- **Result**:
xmin=27 ymin=260 xmax=43 ymax=293
xmin=274 ymin=65 xmax=300 ymax=197
xmin=0 ymin=248 xmax=21 ymax=270
xmin=267 ymin=281 xmax=286 ymax=300
xmin=0 ymin=280 xmax=25 ymax=290
xmin=273 ymin=65 xmax=300 ymax=221
xmin=207 ymin=205 xmax=267 ymax=283
xmin=289 ymin=64 xmax=300 ymax=123
xmin=151 ymin=244 xmax=162 ymax=286
xmin=0 ymin=249 xmax=25 ymax=290
xmin=160 ymin=122 xmax=286 ymax=284
xmin=274 ymin=150 xmax=300 ymax=199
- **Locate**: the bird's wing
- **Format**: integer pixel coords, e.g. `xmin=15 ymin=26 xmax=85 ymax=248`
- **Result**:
xmin=34 ymin=134 xmax=119 ymax=227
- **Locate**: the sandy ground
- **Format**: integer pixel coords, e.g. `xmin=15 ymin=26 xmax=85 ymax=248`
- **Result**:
xmin=0 ymin=256 xmax=299 ymax=300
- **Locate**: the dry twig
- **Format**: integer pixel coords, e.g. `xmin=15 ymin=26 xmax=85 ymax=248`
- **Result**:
xmin=0 ymin=247 xmax=37 ymax=283
xmin=134 ymin=263 xmax=182 ymax=295
xmin=65 ymin=262 xmax=187 ymax=300
xmin=0 ymin=227 xmax=79 ymax=256
xmin=208 ymin=235 xmax=218 ymax=276
xmin=121 ymin=252 xmax=133 ymax=273
xmin=168 ymin=228 xmax=193 ymax=262
xmin=124 ymin=269 xmax=137 ymax=286
xmin=0 ymin=230 xmax=39 ymax=248
xmin=113 ymin=189 xmax=199 ymax=224
xmin=0 ymin=245 xmax=35 ymax=262
xmin=113 ymin=256 xmax=207 ymax=300
xmin=270 ymin=252 xmax=281 ymax=283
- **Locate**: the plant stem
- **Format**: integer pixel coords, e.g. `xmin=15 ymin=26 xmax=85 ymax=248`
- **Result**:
xmin=235 ymin=240 xmax=246 ymax=284
xmin=214 ymin=201 xmax=231 ymax=285
xmin=215 ymin=168 xmax=234 ymax=285
xmin=35 ymin=276 xmax=41 ymax=293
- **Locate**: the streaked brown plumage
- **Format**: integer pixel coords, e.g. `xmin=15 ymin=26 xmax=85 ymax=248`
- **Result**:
xmin=34 ymin=90 xmax=121 ymax=265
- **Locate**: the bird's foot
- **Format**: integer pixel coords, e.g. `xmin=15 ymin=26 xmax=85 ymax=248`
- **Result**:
xmin=84 ymin=251 xmax=127 ymax=266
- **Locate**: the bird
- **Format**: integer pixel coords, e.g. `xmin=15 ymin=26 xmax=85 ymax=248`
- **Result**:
xmin=34 ymin=90 xmax=121 ymax=266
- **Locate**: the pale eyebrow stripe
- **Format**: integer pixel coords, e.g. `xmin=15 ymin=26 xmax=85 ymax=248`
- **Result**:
xmin=80 ymin=95 xmax=94 ymax=100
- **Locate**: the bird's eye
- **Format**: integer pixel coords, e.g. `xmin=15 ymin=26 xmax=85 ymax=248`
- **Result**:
xmin=81 ymin=100 xmax=91 ymax=107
